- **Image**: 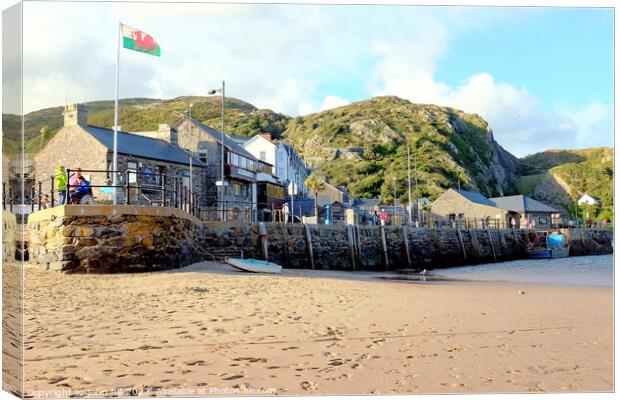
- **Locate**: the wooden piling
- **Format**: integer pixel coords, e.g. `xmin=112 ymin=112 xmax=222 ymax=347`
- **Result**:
xmin=456 ymin=228 xmax=467 ymax=261
xmin=469 ymin=229 xmax=481 ymax=258
xmin=304 ymin=224 xmax=315 ymax=270
xmin=380 ymin=224 xmax=389 ymax=268
xmin=346 ymin=225 xmax=356 ymax=270
xmin=486 ymin=228 xmax=497 ymax=261
xmin=402 ymin=226 xmax=412 ymax=267
xmin=258 ymin=222 xmax=269 ymax=261
xmin=355 ymin=224 xmax=363 ymax=268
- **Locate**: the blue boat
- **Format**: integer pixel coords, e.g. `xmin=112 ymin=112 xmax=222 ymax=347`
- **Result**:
xmin=526 ymin=232 xmax=570 ymax=259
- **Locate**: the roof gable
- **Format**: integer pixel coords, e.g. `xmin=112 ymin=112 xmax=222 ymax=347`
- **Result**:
xmin=453 ymin=189 xmax=496 ymax=207
xmin=173 ymin=117 xmax=257 ymax=160
xmin=83 ymin=125 xmax=205 ymax=166
xmin=489 ymin=194 xmax=558 ymax=213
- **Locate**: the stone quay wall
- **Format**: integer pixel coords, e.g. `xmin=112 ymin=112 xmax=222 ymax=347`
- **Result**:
xmin=25 ymin=205 xmax=613 ymax=273
xmin=26 ymin=205 xmax=204 ymax=273
xmin=3 ymin=210 xmax=17 ymax=262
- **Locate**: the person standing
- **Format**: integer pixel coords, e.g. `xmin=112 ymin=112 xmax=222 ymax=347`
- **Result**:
xmin=283 ymin=203 xmax=290 ymax=224
xmin=55 ymin=165 xmax=68 ymax=205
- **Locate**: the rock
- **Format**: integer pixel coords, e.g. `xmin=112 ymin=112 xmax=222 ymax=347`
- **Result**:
xmin=300 ymin=381 xmax=317 ymax=391
xmin=518 ymin=290 xmax=525 ymax=295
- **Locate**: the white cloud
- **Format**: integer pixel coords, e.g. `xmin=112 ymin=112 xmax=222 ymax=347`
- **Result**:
xmin=369 ymin=37 xmax=613 ymax=157
xmin=319 ymin=96 xmax=350 ymax=112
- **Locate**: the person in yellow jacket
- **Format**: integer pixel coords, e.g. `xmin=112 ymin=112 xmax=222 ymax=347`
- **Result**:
xmin=55 ymin=165 xmax=68 ymax=205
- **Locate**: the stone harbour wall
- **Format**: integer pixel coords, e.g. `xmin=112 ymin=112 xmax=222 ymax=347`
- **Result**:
xmin=27 ymin=205 xmax=204 ymax=273
xmin=3 ymin=210 xmax=17 ymax=262
xmin=25 ymin=205 xmax=613 ymax=273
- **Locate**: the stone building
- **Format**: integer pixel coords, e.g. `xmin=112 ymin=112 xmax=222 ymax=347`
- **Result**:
xmin=431 ymin=188 xmax=559 ymax=229
xmin=431 ymin=189 xmax=507 ymax=225
xmin=34 ymin=104 xmax=207 ymax=205
xmin=170 ymin=117 xmax=258 ymax=216
xmin=315 ymin=182 xmax=353 ymax=207
xmin=489 ymin=194 xmax=561 ymax=228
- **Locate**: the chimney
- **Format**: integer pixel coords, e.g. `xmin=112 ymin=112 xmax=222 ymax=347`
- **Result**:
xmin=63 ymin=103 xmax=88 ymax=127
xmin=259 ymin=133 xmax=273 ymax=142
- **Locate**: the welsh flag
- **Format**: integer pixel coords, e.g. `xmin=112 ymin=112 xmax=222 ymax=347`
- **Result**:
xmin=121 ymin=24 xmax=160 ymax=56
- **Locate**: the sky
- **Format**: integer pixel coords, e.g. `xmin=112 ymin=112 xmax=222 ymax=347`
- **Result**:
xmin=9 ymin=2 xmax=615 ymax=156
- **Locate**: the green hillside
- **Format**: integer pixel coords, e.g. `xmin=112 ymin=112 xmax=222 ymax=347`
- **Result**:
xmin=282 ymin=96 xmax=520 ymax=202
xmin=4 ymin=95 xmax=612 ymax=214
xmin=2 ymin=96 xmax=290 ymax=154
xmin=516 ymin=148 xmax=613 ymax=220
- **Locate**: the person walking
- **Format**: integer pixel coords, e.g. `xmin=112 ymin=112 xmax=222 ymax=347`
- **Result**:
xmin=55 ymin=165 xmax=68 ymax=205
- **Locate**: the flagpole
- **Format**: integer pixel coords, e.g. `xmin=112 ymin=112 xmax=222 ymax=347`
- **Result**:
xmin=112 ymin=22 xmax=121 ymax=204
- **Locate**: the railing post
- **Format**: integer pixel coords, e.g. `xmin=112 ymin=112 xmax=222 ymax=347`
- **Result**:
xmin=66 ymin=168 xmax=71 ymax=205
xmin=9 ymin=188 xmax=13 ymax=212
xmin=50 ymin=175 xmax=55 ymax=207
xmin=125 ymin=170 xmax=130 ymax=205
xmin=161 ymin=174 xmax=167 ymax=207
xmin=2 ymin=182 xmax=5 ymax=210
xmin=30 ymin=186 xmax=35 ymax=212
xmin=38 ymin=181 xmax=42 ymax=210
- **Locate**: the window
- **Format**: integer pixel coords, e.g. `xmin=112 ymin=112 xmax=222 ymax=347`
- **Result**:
xmin=231 ymin=153 xmax=239 ymax=166
xmin=198 ymin=149 xmax=208 ymax=163
xmin=259 ymin=151 xmax=266 ymax=161
xmin=127 ymin=161 xmax=138 ymax=183
xmin=233 ymin=183 xmax=241 ymax=196
xmin=182 ymin=169 xmax=190 ymax=188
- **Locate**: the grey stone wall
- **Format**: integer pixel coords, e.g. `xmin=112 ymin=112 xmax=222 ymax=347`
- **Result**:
xmin=26 ymin=206 xmax=613 ymax=274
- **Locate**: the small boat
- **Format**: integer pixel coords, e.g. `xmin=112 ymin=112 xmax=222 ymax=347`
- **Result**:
xmin=526 ymin=232 xmax=570 ymax=259
xmin=225 ymin=258 xmax=283 ymax=274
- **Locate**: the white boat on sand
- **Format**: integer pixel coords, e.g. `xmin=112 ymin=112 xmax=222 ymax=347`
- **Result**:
xmin=225 ymin=258 xmax=283 ymax=274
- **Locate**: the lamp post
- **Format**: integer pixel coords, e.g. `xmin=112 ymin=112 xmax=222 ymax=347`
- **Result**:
xmin=208 ymin=81 xmax=226 ymax=221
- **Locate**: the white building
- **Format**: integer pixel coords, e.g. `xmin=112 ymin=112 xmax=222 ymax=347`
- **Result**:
xmin=577 ymin=193 xmax=602 ymax=206
xmin=243 ymin=134 xmax=309 ymax=197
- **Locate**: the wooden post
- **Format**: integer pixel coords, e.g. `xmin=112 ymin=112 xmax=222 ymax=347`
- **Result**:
xmin=499 ymin=229 xmax=507 ymax=250
xmin=402 ymin=225 xmax=412 ymax=268
xmin=258 ymin=222 xmax=269 ymax=261
xmin=304 ymin=223 xmax=315 ymax=270
xmin=456 ymin=228 xmax=467 ymax=261
xmin=487 ymin=228 xmax=497 ymax=261
xmin=346 ymin=225 xmax=356 ymax=270
xmin=355 ymin=224 xmax=363 ymax=269
xmin=380 ymin=223 xmax=389 ymax=268
xmin=469 ymin=229 xmax=480 ymax=258
xmin=580 ymin=229 xmax=586 ymax=255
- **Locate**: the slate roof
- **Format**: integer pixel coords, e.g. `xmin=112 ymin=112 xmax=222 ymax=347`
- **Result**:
xmin=352 ymin=198 xmax=380 ymax=209
xmin=490 ymin=195 xmax=559 ymax=213
xmin=453 ymin=189 xmax=497 ymax=207
xmin=83 ymin=125 xmax=205 ymax=166
xmin=172 ymin=117 xmax=257 ymax=160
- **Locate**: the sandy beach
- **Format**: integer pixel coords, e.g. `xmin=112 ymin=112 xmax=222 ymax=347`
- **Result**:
xmin=18 ymin=261 xmax=612 ymax=396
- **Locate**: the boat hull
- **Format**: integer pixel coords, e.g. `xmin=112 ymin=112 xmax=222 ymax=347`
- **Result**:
xmin=225 ymin=258 xmax=283 ymax=274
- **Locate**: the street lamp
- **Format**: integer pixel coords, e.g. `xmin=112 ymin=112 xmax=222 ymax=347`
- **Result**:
xmin=208 ymin=80 xmax=226 ymax=221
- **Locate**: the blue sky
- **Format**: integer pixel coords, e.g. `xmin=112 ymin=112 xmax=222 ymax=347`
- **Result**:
xmin=15 ymin=2 xmax=615 ymax=156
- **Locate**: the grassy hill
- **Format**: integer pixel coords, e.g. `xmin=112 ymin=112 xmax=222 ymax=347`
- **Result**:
xmin=4 ymin=95 xmax=612 ymax=214
xmin=515 ymin=148 xmax=613 ymax=220
xmin=2 ymin=96 xmax=290 ymax=154
xmin=282 ymin=96 xmax=520 ymax=202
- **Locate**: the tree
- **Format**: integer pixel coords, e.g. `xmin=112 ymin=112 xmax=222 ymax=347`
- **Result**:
xmin=40 ymin=125 xmax=52 ymax=150
xmin=305 ymin=174 xmax=325 ymax=219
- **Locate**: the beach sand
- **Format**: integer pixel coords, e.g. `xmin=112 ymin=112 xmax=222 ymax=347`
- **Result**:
xmin=19 ymin=261 xmax=612 ymax=396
